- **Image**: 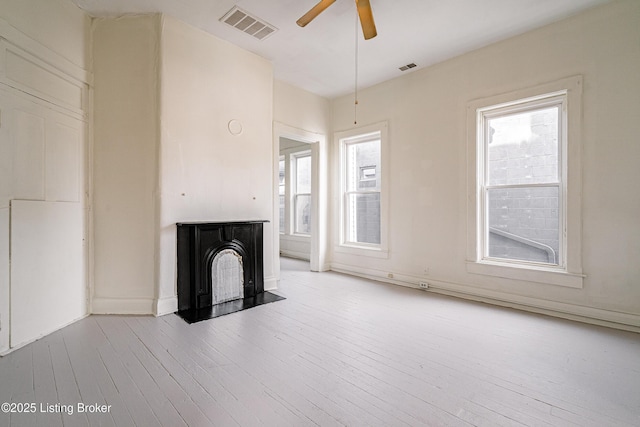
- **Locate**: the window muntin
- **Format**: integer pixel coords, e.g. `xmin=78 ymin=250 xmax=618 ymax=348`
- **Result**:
xmin=342 ymin=133 xmax=381 ymax=246
xmin=479 ymin=94 xmax=565 ymax=268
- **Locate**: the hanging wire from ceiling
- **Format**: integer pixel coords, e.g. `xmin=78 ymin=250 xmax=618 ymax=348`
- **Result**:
xmin=354 ymin=6 xmax=359 ymax=125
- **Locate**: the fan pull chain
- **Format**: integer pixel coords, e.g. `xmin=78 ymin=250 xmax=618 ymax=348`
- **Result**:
xmin=354 ymin=7 xmax=359 ymax=125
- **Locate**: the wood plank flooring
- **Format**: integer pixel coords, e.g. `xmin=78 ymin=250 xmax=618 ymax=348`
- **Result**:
xmin=1 ymin=257 xmax=639 ymax=426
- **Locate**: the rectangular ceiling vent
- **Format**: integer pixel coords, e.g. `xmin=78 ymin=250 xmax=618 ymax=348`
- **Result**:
xmin=399 ymin=63 xmax=417 ymax=72
xmin=220 ymin=6 xmax=277 ymax=41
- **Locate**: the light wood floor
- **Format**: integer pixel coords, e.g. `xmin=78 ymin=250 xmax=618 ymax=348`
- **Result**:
xmin=1 ymin=257 xmax=639 ymax=426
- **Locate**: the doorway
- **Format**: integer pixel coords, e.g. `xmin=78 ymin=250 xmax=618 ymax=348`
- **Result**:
xmin=273 ymin=123 xmax=328 ymax=276
xmin=279 ymin=137 xmax=313 ymax=261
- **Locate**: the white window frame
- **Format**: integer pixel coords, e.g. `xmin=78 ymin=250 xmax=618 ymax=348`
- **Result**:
xmin=292 ymin=150 xmax=312 ymax=236
xmin=466 ymin=76 xmax=584 ymax=288
xmin=278 ymin=146 xmax=312 ymax=241
xmin=335 ymin=121 xmax=389 ymax=258
xmin=278 ymin=155 xmax=285 ymax=235
xmin=479 ymin=94 xmax=566 ymax=267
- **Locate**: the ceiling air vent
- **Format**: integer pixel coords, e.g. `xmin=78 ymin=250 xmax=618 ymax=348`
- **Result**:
xmin=220 ymin=6 xmax=277 ymax=41
xmin=399 ymin=63 xmax=417 ymax=72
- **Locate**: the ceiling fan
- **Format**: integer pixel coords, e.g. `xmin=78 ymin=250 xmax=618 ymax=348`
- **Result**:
xmin=297 ymin=0 xmax=377 ymax=40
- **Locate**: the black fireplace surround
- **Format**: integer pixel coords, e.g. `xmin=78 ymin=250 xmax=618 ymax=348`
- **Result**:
xmin=176 ymin=220 xmax=284 ymax=323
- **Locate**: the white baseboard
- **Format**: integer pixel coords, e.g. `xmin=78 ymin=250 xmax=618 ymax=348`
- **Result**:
xmin=280 ymin=250 xmax=311 ymax=261
xmin=331 ymin=263 xmax=424 ymax=289
xmin=330 ymin=263 xmax=640 ymax=333
xmin=91 ymin=297 xmax=154 ymax=315
xmin=264 ymin=275 xmax=278 ymax=291
xmin=154 ymin=296 xmax=178 ymax=317
xmin=318 ymin=263 xmax=332 ymax=272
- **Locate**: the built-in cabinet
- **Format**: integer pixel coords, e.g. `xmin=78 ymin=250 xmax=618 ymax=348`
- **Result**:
xmin=0 ymin=27 xmax=89 ymax=353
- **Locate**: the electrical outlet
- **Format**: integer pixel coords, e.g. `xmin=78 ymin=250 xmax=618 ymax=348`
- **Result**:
xmin=419 ymin=282 xmax=429 ymax=289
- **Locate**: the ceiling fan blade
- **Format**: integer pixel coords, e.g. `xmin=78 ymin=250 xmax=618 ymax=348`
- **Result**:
xmin=356 ymin=0 xmax=377 ymax=39
xmin=297 ymin=0 xmax=337 ymax=27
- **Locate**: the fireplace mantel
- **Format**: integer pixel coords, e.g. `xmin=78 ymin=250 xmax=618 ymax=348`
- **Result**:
xmin=176 ymin=220 xmax=268 ymax=312
xmin=176 ymin=220 xmax=283 ymax=323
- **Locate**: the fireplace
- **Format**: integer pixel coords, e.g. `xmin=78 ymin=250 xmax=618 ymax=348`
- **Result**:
xmin=176 ymin=220 xmax=284 ymax=323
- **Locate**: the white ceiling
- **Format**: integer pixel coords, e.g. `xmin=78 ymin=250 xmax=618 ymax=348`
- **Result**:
xmin=69 ymin=0 xmax=610 ymax=99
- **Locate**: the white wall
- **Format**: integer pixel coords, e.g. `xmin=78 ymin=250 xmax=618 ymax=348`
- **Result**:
xmin=157 ymin=16 xmax=274 ymax=309
xmin=92 ymin=15 xmax=160 ymax=314
xmin=274 ymin=81 xmax=331 ymax=135
xmin=330 ymin=0 xmax=640 ymax=329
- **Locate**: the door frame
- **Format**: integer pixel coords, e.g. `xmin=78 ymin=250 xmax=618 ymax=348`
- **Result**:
xmin=273 ymin=122 xmax=329 ymax=276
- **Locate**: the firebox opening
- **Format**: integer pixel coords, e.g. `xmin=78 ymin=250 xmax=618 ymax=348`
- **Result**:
xmin=211 ymin=248 xmax=244 ymax=304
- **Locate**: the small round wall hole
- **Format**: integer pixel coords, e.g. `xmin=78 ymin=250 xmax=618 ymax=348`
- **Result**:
xmin=228 ymin=119 xmax=243 ymax=136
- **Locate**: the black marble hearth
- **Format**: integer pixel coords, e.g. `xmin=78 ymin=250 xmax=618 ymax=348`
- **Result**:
xmin=176 ymin=291 xmax=285 ymax=324
xmin=175 ymin=220 xmax=284 ymax=323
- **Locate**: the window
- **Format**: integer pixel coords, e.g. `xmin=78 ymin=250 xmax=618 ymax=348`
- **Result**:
xmin=279 ymin=146 xmax=312 ymax=238
xmin=480 ymin=97 xmax=564 ymax=266
xmin=344 ymin=138 xmax=380 ymax=244
xmin=336 ymin=121 xmax=388 ymax=255
xmin=467 ymin=76 xmax=583 ymax=288
xmin=293 ymin=151 xmax=311 ymax=235
xmin=278 ymin=156 xmax=285 ymax=233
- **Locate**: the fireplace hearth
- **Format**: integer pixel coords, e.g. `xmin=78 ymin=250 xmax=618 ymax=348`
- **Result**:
xmin=176 ymin=220 xmax=284 ymax=323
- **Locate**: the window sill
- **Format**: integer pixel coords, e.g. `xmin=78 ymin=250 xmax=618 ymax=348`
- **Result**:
xmin=281 ymin=233 xmax=310 ymax=241
xmin=335 ymin=244 xmax=389 ymax=259
xmin=466 ymin=260 xmax=584 ymax=288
